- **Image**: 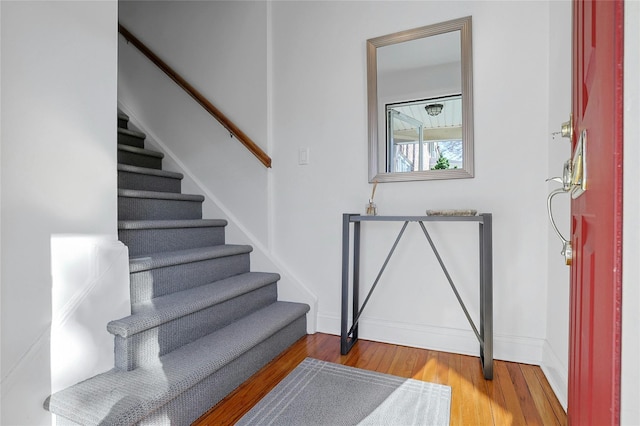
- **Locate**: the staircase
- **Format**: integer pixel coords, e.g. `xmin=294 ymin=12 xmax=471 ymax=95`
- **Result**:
xmin=44 ymin=111 xmax=310 ymax=425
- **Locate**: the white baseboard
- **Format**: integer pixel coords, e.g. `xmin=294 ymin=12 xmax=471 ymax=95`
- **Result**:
xmin=317 ymin=312 xmax=545 ymax=365
xmin=541 ymin=340 xmax=568 ymax=410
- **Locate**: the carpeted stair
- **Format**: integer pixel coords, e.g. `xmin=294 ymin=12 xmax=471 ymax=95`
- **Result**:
xmin=44 ymin=111 xmax=309 ymax=425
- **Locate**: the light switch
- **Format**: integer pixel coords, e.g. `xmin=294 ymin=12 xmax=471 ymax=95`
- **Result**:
xmin=298 ymin=147 xmax=310 ymax=165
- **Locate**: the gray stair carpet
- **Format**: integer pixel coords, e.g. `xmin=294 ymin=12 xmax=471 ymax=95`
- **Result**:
xmin=128 ymin=245 xmax=254 ymax=302
xmin=118 ymin=164 xmax=184 ymax=193
xmin=118 ymin=127 xmax=146 ymax=148
xmin=44 ymin=109 xmax=309 ymax=425
xmin=118 ymin=144 xmax=164 ymax=170
xmin=45 ymin=302 xmax=309 ymax=425
xmin=119 ymin=219 xmax=227 ymax=256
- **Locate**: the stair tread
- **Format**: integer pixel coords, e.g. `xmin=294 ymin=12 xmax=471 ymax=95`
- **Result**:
xmin=118 ymin=188 xmax=205 ymax=202
xmin=119 ymin=219 xmax=227 ymax=230
xmin=118 ymin=144 xmax=164 ymax=158
xmin=118 ymin=127 xmax=146 ymax=139
xmin=118 ymin=163 xmax=183 ymax=179
xmin=129 ymin=244 xmax=253 ymax=273
xmin=45 ymin=110 xmax=308 ymax=425
xmin=44 ymin=301 xmax=310 ymax=426
xmin=107 ymin=272 xmax=281 ymax=337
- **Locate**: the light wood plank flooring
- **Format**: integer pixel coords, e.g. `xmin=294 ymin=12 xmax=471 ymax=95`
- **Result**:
xmin=194 ymin=333 xmax=567 ymax=425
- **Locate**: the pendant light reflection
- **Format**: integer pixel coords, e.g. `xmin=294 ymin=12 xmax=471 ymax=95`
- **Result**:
xmin=425 ymin=103 xmax=444 ymax=116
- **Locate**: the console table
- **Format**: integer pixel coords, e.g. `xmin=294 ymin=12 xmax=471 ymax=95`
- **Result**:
xmin=340 ymin=213 xmax=493 ymax=379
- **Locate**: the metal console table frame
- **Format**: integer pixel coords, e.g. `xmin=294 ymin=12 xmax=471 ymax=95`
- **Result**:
xmin=341 ymin=213 xmax=493 ymax=379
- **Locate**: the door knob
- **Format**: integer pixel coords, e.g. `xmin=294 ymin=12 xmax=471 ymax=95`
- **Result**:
xmin=547 ymin=158 xmax=573 ymax=266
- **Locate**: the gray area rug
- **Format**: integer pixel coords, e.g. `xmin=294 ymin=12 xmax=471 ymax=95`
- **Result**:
xmin=236 ymin=357 xmax=451 ymax=425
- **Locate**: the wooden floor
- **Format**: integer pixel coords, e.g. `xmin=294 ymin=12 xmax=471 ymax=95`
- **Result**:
xmin=194 ymin=333 xmax=567 ymax=425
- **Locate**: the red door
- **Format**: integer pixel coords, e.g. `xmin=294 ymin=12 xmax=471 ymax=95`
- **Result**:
xmin=568 ymin=1 xmax=624 ymax=425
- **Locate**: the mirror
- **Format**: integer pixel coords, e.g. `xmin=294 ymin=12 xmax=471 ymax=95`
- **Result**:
xmin=367 ymin=16 xmax=474 ymax=182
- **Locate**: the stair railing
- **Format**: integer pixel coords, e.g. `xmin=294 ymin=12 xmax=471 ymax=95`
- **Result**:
xmin=118 ymin=24 xmax=272 ymax=168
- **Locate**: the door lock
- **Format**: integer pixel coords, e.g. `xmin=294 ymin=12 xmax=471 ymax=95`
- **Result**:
xmin=553 ymin=114 xmax=573 ymax=141
xmin=560 ymin=114 xmax=573 ymax=140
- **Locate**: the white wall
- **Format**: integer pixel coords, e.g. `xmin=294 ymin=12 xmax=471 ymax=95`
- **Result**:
xmin=119 ymin=0 xmax=558 ymax=362
xmin=118 ymin=0 xmax=270 ymax=244
xmin=0 ymin=1 xmax=119 ymax=424
xmin=118 ymin=1 xmax=556 ymax=364
xmin=271 ymin=1 xmax=553 ymax=363
xmin=117 ymin=0 xmax=639 ymax=416
xmin=622 ymin=1 xmax=640 ymax=424
xmin=543 ymin=0 xmax=572 ymax=409
xmin=0 ymin=2 xmax=632 ymax=423
xmin=117 ymin=1 xmax=319 ymax=328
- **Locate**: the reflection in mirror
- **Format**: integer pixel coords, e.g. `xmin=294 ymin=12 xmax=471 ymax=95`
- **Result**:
xmin=367 ymin=16 xmax=473 ymax=182
xmin=386 ymin=94 xmax=462 ymax=172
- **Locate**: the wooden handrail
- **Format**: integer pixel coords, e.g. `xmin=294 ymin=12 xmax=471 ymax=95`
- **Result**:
xmin=118 ymin=24 xmax=272 ymax=168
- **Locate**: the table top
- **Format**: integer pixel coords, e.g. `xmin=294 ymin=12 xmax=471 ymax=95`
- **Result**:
xmin=346 ymin=213 xmax=490 ymax=223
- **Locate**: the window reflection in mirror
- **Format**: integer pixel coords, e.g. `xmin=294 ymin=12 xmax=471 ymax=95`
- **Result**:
xmin=386 ymin=94 xmax=462 ymax=172
xmin=367 ymin=16 xmax=473 ymax=182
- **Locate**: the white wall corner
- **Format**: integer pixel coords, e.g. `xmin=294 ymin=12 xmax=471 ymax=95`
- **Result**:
xmin=118 ymin=103 xmax=318 ymax=333
xmin=544 ymin=0 xmax=571 ymax=414
xmin=262 ymin=4 xmax=321 ymax=332
xmin=50 ymin=235 xmax=130 ymax=393
xmin=493 ymin=333 xmax=545 ymax=366
xmin=541 ymin=339 xmax=568 ymax=410
xmin=260 ymin=252 xmax=319 ymax=334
